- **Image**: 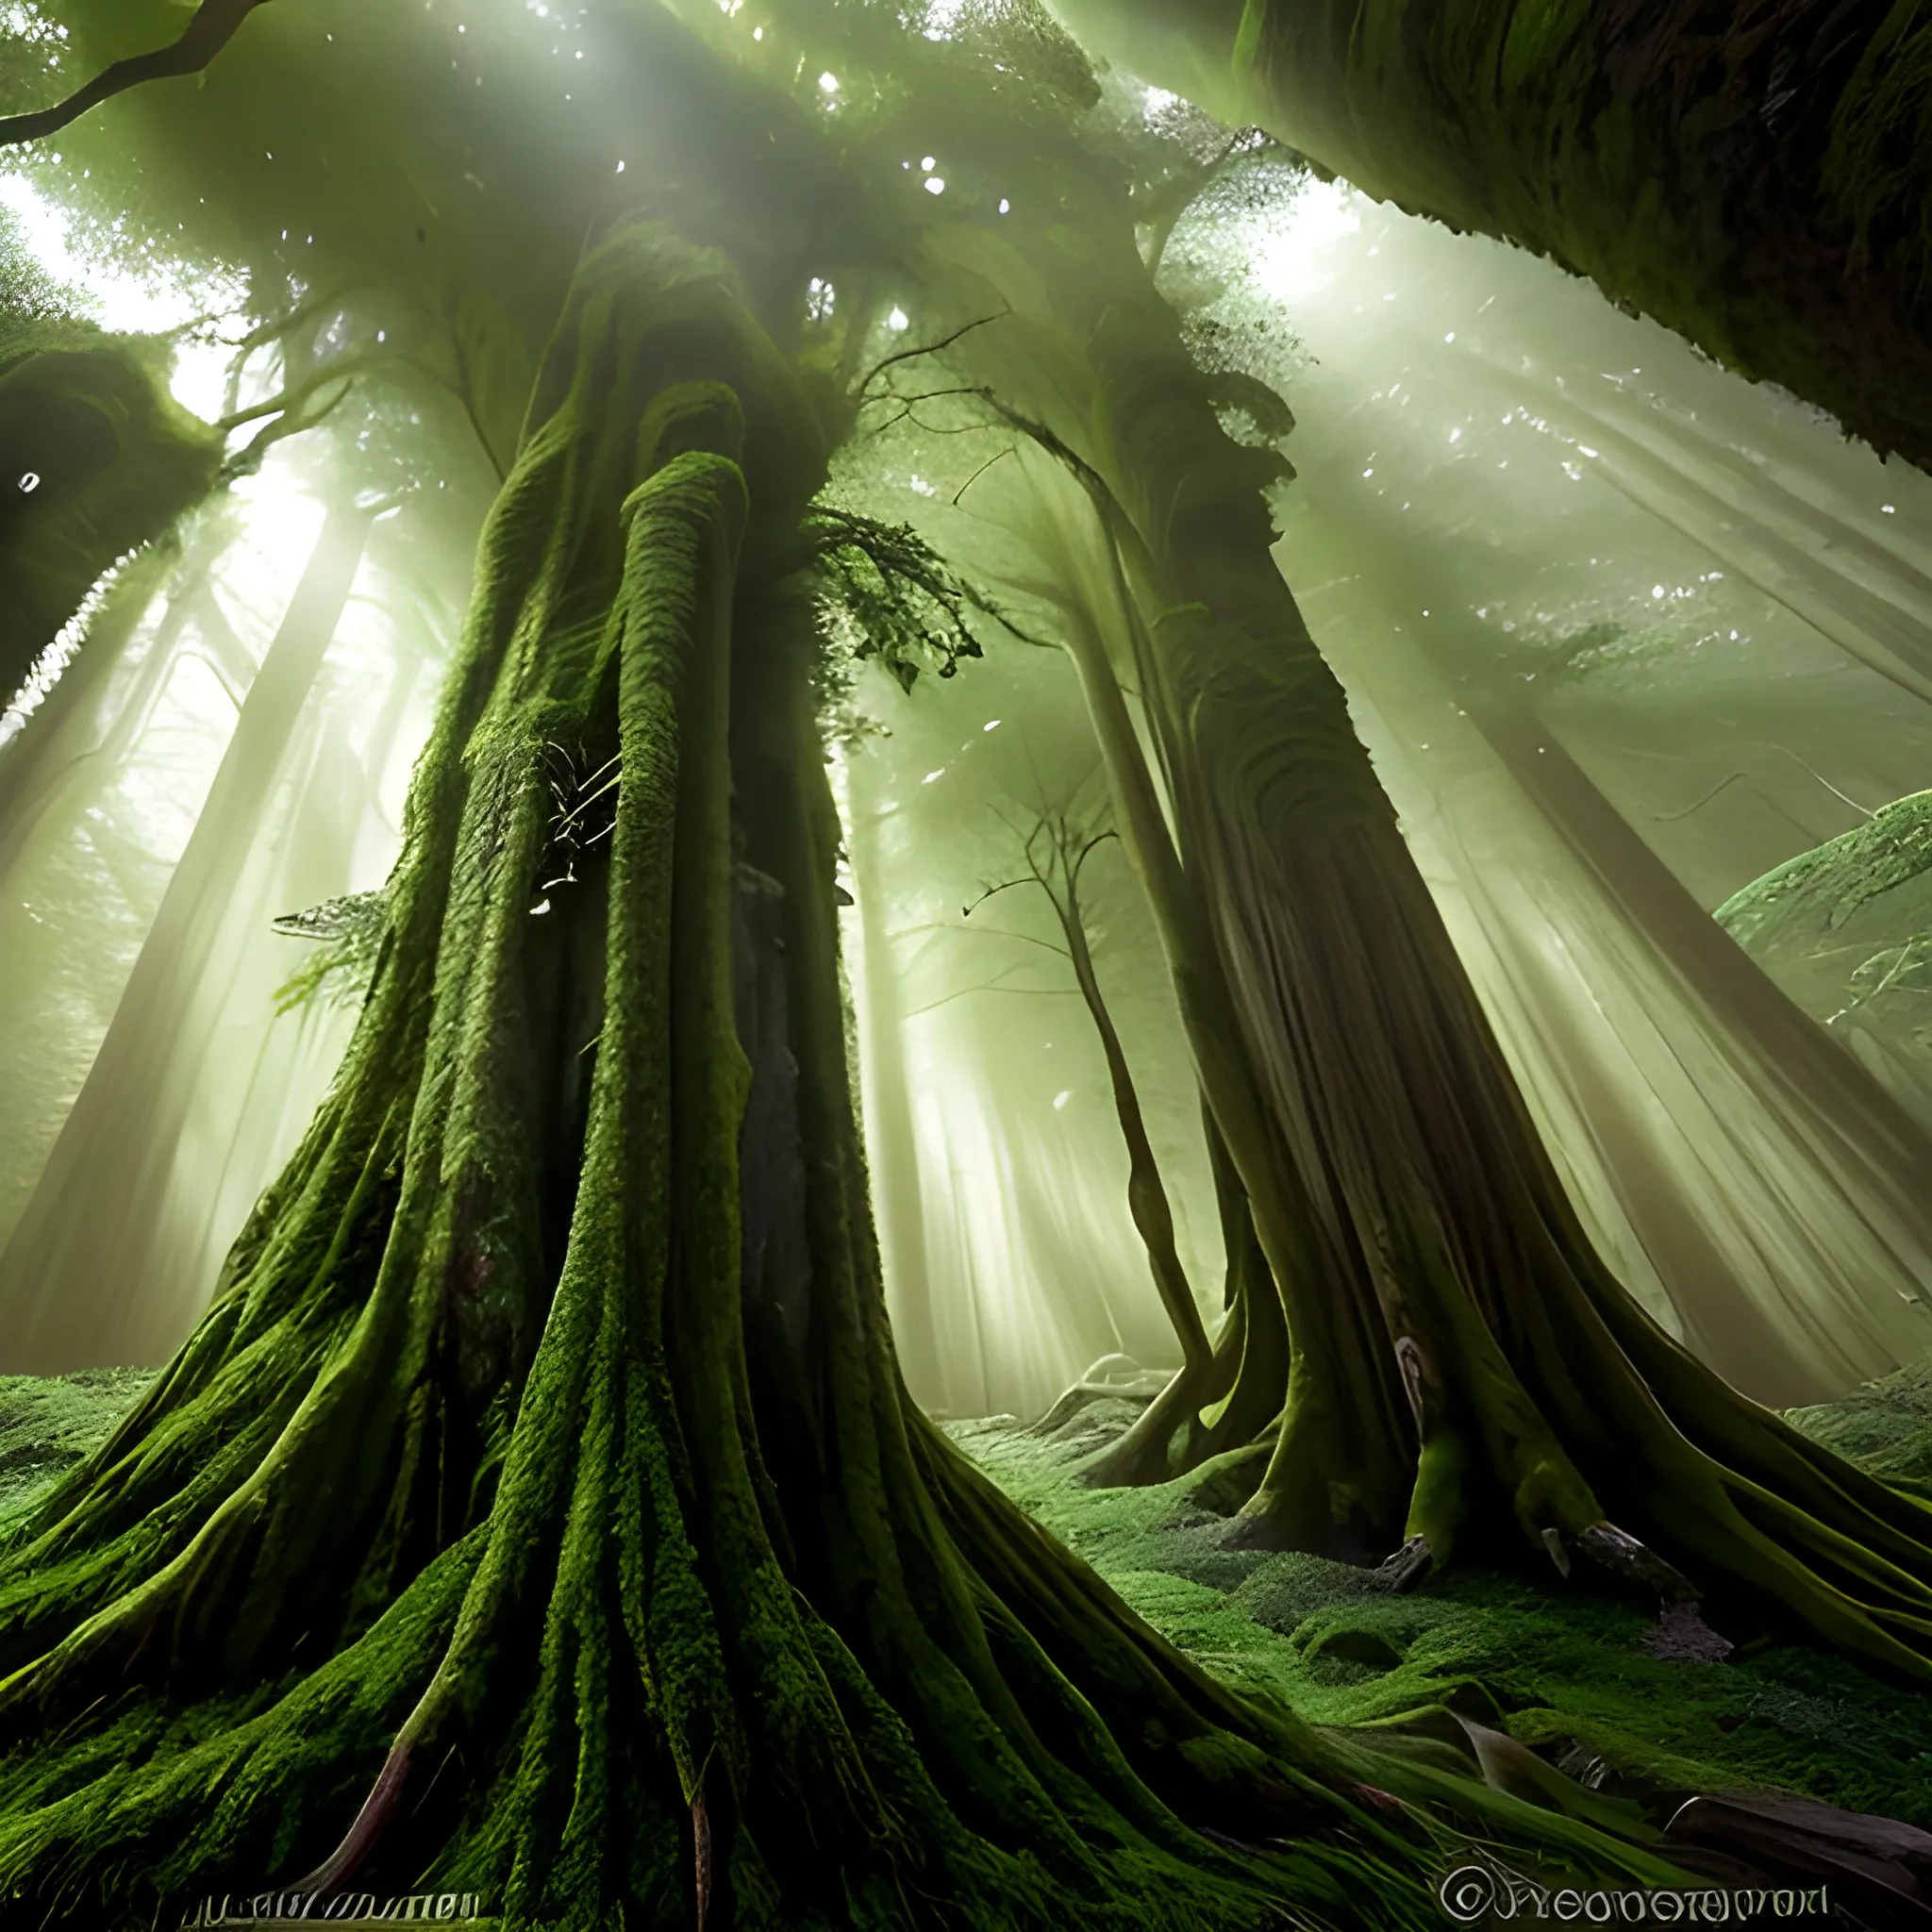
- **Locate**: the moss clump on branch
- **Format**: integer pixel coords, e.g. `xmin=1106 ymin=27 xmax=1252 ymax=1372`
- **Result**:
xmin=0 ymin=322 xmax=223 ymax=708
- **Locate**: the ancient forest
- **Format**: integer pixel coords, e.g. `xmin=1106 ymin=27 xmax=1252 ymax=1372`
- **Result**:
xmin=4 ymin=2 xmax=1932 ymax=1928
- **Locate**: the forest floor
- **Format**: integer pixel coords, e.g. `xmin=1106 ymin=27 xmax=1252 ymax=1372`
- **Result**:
xmin=945 ymin=1363 xmax=1932 ymax=1831
xmin=5 ymin=1356 xmax=1932 ymax=1834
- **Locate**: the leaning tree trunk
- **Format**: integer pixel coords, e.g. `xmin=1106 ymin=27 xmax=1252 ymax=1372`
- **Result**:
xmin=1046 ymin=0 xmax=1932 ymax=473
xmin=911 ymin=160 xmax=1932 ymax=1676
xmin=0 ymin=223 xmax=1536 ymax=1932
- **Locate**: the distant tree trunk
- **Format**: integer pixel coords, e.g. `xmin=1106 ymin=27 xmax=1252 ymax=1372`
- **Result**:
xmin=1047 ymin=0 xmax=1932 ymax=473
xmin=181 ymin=606 xmax=434 ymax=1345
xmin=0 ymin=501 xmax=375 ymax=1371
xmin=842 ymin=750 xmax=943 ymax=1408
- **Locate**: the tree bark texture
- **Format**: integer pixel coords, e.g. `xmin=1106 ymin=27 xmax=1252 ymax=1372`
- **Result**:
xmin=1049 ymin=0 xmax=1932 ymax=473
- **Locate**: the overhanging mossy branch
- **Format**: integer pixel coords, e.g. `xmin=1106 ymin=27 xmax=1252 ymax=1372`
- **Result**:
xmin=0 ymin=0 xmax=275 ymax=149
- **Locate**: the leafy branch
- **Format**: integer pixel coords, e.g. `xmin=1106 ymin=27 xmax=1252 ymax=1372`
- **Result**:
xmin=807 ymin=505 xmax=1003 ymax=691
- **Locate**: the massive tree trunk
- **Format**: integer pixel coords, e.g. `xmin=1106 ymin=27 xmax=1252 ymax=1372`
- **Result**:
xmin=0 ymin=224 xmax=1494 ymax=1932
xmin=1046 ymin=0 xmax=1932 ymax=473
xmin=903 ymin=158 xmax=1932 ymax=1674
xmin=1292 ymin=520 xmax=1932 ymax=1406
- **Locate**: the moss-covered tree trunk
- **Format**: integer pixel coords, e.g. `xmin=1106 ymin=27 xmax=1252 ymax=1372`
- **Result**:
xmin=913 ymin=160 xmax=1932 ymax=1676
xmin=1047 ymin=0 xmax=1932 ymax=472
xmin=0 ymin=224 xmax=1478 ymax=1932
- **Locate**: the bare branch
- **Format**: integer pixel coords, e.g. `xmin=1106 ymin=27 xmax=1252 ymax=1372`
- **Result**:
xmin=0 ymin=0 xmax=275 ymax=149
xmin=216 ymin=355 xmax=381 ymax=434
xmin=1650 ymin=772 xmax=1749 ymax=824
xmin=223 ymin=282 xmax=365 ymax=358
xmin=858 ymin=308 xmax=1009 ymax=399
xmin=953 ymin=444 xmax=1015 ymax=506
xmin=1069 ymin=826 xmax=1120 ymax=891
xmin=217 ymin=374 xmax=356 ymax=481
xmin=899 ymin=919 xmax=1073 ymax=962
xmin=1770 ymin=743 xmax=1876 ymax=820
xmin=961 ymin=875 xmax=1033 ymax=917
xmin=902 ymin=977 xmax=1083 ymax=1020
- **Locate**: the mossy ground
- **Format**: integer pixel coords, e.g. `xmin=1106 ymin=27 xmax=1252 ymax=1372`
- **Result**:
xmin=8 ymin=1357 xmax=1932 ymax=1840
xmin=0 ymin=1368 xmax=155 ymax=1516
xmin=948 ymin=1385 xmax=1932 ymax=1831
